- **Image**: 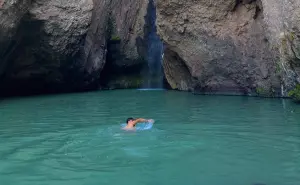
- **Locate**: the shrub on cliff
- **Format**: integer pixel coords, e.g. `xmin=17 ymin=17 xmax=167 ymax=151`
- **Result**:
xmin=288 ymin=84 xmax=300 ymax=102
xmin=110 ymin=35 xmax=121 ymax=41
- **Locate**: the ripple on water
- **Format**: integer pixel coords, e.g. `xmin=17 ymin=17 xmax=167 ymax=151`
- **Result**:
xmin=0 ymin=90 xmax=300 ymax=185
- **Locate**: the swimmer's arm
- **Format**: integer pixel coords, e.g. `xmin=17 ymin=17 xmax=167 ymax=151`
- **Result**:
xmin=133 ymin=118 xmax=148 ymax=125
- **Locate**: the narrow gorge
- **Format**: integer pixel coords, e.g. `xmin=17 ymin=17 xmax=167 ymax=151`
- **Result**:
xmin=0 ymin=0 xmax=300 ymax=100
xmin=1 ymin=2 xmax=300 ymax=184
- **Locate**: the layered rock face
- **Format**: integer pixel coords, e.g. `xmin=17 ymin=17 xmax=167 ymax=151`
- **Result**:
xmin=0 ymin=0 xmax=94 ymax=95
xmin=1 ymin=0 xmax=299 ymax=97
xmin=100 ymin=0 xmax=152 ymax=89
xmin=262 ymin=0 xmax=300 ymax=94
xmin=0 ymin=0 xmax=151 ymax=94
xmin=0 ymin=0 xmax=31 ymax=78
xmin=156 ymin=0 xmax=300 ymax=96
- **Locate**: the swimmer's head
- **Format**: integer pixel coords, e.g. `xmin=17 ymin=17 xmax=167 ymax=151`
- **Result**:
xmin=126 ymin=117 xmax=135 ymax=124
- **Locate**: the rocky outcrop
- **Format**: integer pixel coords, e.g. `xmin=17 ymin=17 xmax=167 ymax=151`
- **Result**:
xmin=0 ymin=0 xmax=93 ymax=95
xmin=1 ymin=0 xmax=299 ymax=97
xmin=0 ymin=0 xmax=31 ymax=78
xmin=78 ymin=0 xmax=111 ymax=89
xmin=156 ymin=0 xmax=300 ymax=97
xmin=109 ymin=0 xmax=149 ymax=67
xmin=0 ymin=0 xmax=154 ymax=94
xmin=261 ymin=0 xmax=300 ymax=95
xmin=163 ymin=47 xmax=193 ymax=91
xmin=100 ymin=0 xmax=152 ymax=89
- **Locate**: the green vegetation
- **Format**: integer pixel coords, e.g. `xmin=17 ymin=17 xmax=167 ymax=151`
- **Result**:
xmin=255 ymin=86 xmax=276 ymax=97
xmin=287 ymin=31 xmax=296 ymax=41
xmin=110 ymin=35 xmax=121 ymax=41
xmin=106 ymin=16 xmax=115 ymax=36
xmin=280 ymin=35 xmax=288 ymax=53
xmin=275 ymin=61 xmax=281 ymax=74
xmin=106 ymin=14 xmax=121 ymax=42
xmin=110 ymin=75 xmax=144 ymax=89
xmin=256 ymin=87 xmax=267 ymax=96
xmin=106 ymin=15 xmax=121 ymax=42
xmin=279 ymin=31 xmax=296 ymax=54
xmin=288 ymin=84 xmax=300 ymax=102
xmin=125 ymin=76 xmax=144 ymax=88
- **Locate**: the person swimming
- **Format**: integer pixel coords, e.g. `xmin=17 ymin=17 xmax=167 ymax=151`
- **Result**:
xmin=122 ymin=117 xmax=153 ymax=130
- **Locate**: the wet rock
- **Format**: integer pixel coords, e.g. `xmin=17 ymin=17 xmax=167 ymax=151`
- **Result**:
xmin=101 ymin=0 xmax=160 ymax=89
xmin=262 ymin=0 xmax=300 ymax=95
xmin=0 ymin=0 xmax=31 ymax=77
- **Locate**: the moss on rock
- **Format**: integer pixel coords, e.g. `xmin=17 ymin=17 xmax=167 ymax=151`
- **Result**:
xmin=106 ymin=75 xmax=144 ymax=89
xmin=288 ymin=84 xmax=300 ymax=102
xmin=255 ymin=86 xmax=276 ymax=97
xmin=110 ymin=35 xmax=121 ymax=41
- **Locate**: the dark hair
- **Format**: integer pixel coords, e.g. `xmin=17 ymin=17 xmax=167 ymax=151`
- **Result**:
xmin=126 ymin=117 xmax=134 ymax=124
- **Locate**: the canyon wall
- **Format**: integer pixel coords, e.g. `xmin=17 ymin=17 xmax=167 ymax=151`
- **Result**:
xmin=1 ymin=0 xmax=300 ymax=98
xmin=0 ymin=0 xmax=94 ymax=95
xmin=0 ymin=0 xmax=150 ymax=95
xmin=156 ymin=0 xmax=300 ymax=97
xmin=99 ymin=0 xmax=150 ymax=89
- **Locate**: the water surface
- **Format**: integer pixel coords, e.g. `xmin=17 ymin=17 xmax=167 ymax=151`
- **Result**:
xmin=0 ymin=90 xmax=300 ymax=185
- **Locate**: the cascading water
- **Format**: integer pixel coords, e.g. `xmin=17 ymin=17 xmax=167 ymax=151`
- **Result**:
xmin=142 ymin=0 xmax=164 ymax=89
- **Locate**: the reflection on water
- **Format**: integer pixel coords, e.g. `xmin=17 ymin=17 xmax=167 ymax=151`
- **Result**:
xmin=0 ymin=90 xmax=300 ymax=185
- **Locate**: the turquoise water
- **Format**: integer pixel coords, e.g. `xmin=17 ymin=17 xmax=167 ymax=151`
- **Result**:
xmin=0 ymin=90 xmax=300 ymax=185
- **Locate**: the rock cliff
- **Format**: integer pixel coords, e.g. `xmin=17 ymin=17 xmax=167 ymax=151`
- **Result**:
xmin=0 ymin=0 xmax=31 ymax=78
xmin=0 ymin=0 xmax=152 ymax=94
xmin=99 ymin=0 xmax=150 ymax=89
xmin=262 ymin=0 xmax=300 ymax=97
xmin=156 ymin=0 xmax=300 ymax=97
xmin=0 ymin=0 xmax=94 ymax=95
xmin=1 ymin=0 xmax=300 ymax=98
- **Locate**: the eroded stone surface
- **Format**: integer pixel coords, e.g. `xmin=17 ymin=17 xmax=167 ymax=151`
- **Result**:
xmin=1 ymin=0 xmax=300 ymax=96
xmin=157 ymin=0 xmax=300 ymax=96
xmin=0 ymin=0 xmax=94 ymax=94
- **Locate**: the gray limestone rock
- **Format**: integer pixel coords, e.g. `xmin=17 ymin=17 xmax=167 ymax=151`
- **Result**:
xmin=157 ymin=0 xmax=300 ymax=97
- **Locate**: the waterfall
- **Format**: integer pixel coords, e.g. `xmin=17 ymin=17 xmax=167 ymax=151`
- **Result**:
xmin=142 ymin=0 xmax=164 ymax=89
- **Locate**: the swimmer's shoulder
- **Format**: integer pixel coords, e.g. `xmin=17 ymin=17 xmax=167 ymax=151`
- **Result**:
xmin=122 ymin=126 xmax=136 ymax=131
